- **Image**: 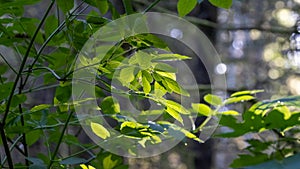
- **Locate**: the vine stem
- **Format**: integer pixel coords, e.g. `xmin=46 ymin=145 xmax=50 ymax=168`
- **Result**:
xmin=0 ymin=1 xmax=55 ymax=168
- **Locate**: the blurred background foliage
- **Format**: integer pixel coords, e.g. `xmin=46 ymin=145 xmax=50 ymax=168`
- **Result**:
xmin=0 ymin=0 xmax=300 ymax=169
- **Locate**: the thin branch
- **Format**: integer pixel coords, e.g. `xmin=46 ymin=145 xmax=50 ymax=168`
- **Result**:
xmin=143 ymin=0 xmax=161 ymax=13
xmin=48 ymin=110 xmax=74 ymax=169
xmin=0 ymin=52 xmax=17 ymax=74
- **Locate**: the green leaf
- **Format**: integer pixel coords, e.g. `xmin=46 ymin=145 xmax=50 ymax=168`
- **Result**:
xmin=26 ymin=130 xmax=42 ymax=146
xmin=151 ymin=53 xmax=190 ymax=61
xmin=156 ymin=71 xmax=176 ymax=80
xmin=165 ymin=107 xmax=183 ymax=124
xmin=100 ymin=96 xmax=120 ymax=114
xmin=55 ymin=84 xmax=71 ymax=103
xmin=165 ymin=100 xmax=190 ymax=115
xmin=142 ymin=70 xmax=153 ymax=83
xmin=225 ymin=95 xmax=255 ymax=104
xmin=180 ymin=128 xmax=202 ymax=143
xmin=154 ymin=81 xmax=167 ymax=98
xmin=30 ymin=104 xmax=51 ymax=112
xmin=11 ymin=94 xmax=27 ymax=107
xmin=231 ymin=90 xmax=264 ymax=97
xmin=208 ymin=0 xmax=232 ymax=9
xmin=221 ymin=110 xmax=239 ymax=116
xmin=136 ymin=51 xmax=152 ymax=69
xmin=26 ymin=157 xmax=46 ymax=169
xmin=57 ymin=0 xmax=74 ymax=13
xmin=163 ymin=77 xmax=189 ymax=96
xmin=191 ymin=103 xmax=212 ymax=116
xmin=204 ymin=94 xmax=222 ymax=106
xmin=87 ymin=10 xmax=109 ymax=25
xmin=0 ymin=82 xmax=13 ymax=101
xmin=177 ymin=0 xmax=198 ymax=17
xmin=167 ymin=123 xmax=203 ymax=143
xmin=142 ymin=76 xmax=151 ymax=94
xmin=230 ymin=153 xmax=269 ymax=168
xmin=154 ymin=63 xmax=177 ymax=73
xmin=103 ymin=154 xmax=119 ymax=169
xmin=80 ymin=164 xmax=96 ymax=169
xmin=245 ymin=153 xmax=300 ymax=169
xmin=0 ymin=64 xmax=8 ymax=75
xmin=120 ymin=121 xmax=142 ymax=130
xmin=97 ymin=0 xmax=109 ymax=14
xmin=44 ymin=15 xmax=58 ymax=38
xmin=91 ymin=122 xmax=110 ymax=139
xmin=122 ymin=0 xmax=134 ymax=15
xmin=119 ymin=66 xmax=136 ymax=84
xmin=274 ymin=105 xmax=291 ymax=120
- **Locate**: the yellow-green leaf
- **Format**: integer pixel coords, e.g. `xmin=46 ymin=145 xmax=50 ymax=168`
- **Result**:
xmin=119 ymin=66 xmax=135 ymax=84
xmin=103 ymin=154 xmax=118 ymax=169
xmin=221 ymin=110 xmax=239 ymax=116
xmin=165 ymin=100 xmax=190 ymax=115
xmin=142 ymin=76 xmax=151 ymax=94
xmin=230 ymin=90 xmax=264 ymax=97
xmin=164 ymin=77 xmax=190 ymax=96
xmin=204 ymin=94 xmax=222 ymax=106
xmin=91 ymin=122 xmax=110 ymax=139
xmin=191 ymin=103 xmax=212 ymax=116
xmin=120 ymin=121 xmax=142 ymax=130
xmin=166 ymin=107 xmax=184 ymax=124
xmin=225 ymin=95 xmax=255 ymax=104
xmin=80 ymin=164 xmax=96 ymax=169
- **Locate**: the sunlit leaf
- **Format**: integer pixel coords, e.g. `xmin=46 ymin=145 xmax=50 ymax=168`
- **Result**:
xmin=164 ymin=77 xmax=189 ymax=96
xmin=165 ymin=100 xmax=190 ymax=115
xmin=191 ymin=103 xmax=212 ymax=116
xmin=225 ymin=95 xmax=255 ymax=104
xmin=230 ymin=90 xmax=264 ymax=97
xmin=275 ymin=105 xmax=291 ymax=120
xmin=204 ymin=94 xmax=222 ymax=106
xmin=156 ymin=71 xmax=176 ymax=80
xmin=142 ymin=70 xmax=153 ymax=83
xmin=119 ymin=66 xmax=136 ymax=84
xmin=165 ymin=107 xmax=183 ymax=124
xmin=221 ymin=110 xmax=239 ymax=116
xmin=151 ymin=53 xmax=190 ymax=61
xmin=120 ymin=121 xmax=142 ymax=130
xmin=136 ymin=51 xmax=152 ymax=69
xmin=91 ymin=122 xmax=110 ymax=139
xmin=80 ymin=164 xmax=96 ymax=169
xmin=103 ymin=154 xmax=118 ymax=169
xmin=142 ymin=76 xmax=151 ymax=94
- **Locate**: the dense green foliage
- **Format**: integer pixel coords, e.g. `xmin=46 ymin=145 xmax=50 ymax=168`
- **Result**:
xmin=0 ymin=0 xmax=299 ymax=169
